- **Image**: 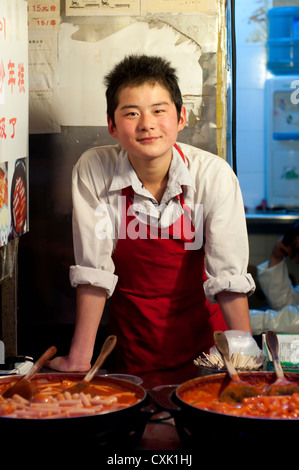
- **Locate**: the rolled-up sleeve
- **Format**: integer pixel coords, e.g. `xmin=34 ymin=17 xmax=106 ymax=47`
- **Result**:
xmin=69 ymin=149 xmax=118 ymax=298
xmin=257 ymin=260 xmax=299 ymax=310
xmin=201 ymin=160 xmax=255 ymax=303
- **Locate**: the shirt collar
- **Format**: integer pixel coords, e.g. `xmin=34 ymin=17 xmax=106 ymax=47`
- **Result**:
xmin=164 ymin=144 xmax=196 ymax=201
xmin=109 ymin=148 xmax=140 ymax=192
xmin=109 ymin=145 xmax=196 ymax=198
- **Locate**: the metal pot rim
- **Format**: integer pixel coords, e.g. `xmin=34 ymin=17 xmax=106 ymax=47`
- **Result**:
xmin=0 ymin=372 xmax=148 ymax=422
xmin=174 ymin=371 xmax=299 ymax=421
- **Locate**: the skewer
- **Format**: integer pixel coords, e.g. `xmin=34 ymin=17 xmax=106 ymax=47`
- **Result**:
xmin=194 ymin=351 xmax=265 ymax=371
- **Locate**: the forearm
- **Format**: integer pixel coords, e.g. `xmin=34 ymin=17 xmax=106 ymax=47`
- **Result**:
xmin=217 ymin=291 xmax=252 ymax=333
xmin=68 ymin=284 xmax=107 ymax=369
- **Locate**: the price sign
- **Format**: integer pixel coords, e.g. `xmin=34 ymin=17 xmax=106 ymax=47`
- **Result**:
xmin=0 ymin=0 xmax=28 ymax=245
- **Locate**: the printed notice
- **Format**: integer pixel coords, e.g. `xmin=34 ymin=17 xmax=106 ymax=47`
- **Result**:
xmin=28 ymin=1 xmax=60 ymax=133
xmin=66 ymin=0 xmax=141 ymax=16
xmin=28 ymin=31 xmax=60 ymax=133
xmin=28 ymin=0 xmax=60 ymax=30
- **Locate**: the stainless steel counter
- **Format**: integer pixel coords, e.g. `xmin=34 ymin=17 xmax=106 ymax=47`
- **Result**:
xmin=246 ymin=209 xmax=299 ymax=233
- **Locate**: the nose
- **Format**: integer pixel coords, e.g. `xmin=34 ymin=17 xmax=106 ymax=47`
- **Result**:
xmin=138 ymin=112 xmax=155 ymax=131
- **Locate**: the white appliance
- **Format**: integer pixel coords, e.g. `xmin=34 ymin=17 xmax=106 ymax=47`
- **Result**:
xmin=265 ymin=75 xmax=299 ymax=208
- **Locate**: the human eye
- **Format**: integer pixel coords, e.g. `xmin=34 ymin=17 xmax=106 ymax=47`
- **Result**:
xmin=124 ymin=110 xmax=139 ymax=117
xmin=154 ymin=108 xmax=166 ymax=114
xmin=153 ymin=103 xmax=169 ymax=114
xmin=120 ymin=106 xmax=139 ymax=117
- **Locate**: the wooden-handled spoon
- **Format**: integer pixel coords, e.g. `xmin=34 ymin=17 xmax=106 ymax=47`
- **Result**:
xmin=266 ymin=330 xmax=299 ymax=396
xmin=214 ymin=331 xmax=260 ymax=404
xmin=62 ymin=335 xmax=117 ymax=395
xmin=2 ymin=345 xmax=57 ymax=400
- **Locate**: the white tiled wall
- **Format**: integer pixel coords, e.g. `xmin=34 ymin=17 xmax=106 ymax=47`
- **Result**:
xmin=235 ymin=0 xmax=273 ymax=209
xmin=235 ymin=1 xmax=299 ymax=288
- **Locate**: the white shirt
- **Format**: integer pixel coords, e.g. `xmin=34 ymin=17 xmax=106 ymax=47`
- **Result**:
xmin=250 ymin=260 xmax=299 ymax=335
xmin=69 ymin=142 xmax=255 ymax=303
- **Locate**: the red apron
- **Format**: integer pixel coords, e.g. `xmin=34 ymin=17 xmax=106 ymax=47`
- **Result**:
xmin=110 ymin=146 xmax=227 ymax=373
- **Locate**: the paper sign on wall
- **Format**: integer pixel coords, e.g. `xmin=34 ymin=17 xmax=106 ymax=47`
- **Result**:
xmin=0 ymin=0 xmax=29 ymax=246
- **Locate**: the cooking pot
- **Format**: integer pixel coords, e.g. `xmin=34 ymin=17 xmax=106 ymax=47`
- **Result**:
xmin=152 ymin=371 xmax=299 ymax=448
xmin=0 ymin=372 xmax=154 ymax=449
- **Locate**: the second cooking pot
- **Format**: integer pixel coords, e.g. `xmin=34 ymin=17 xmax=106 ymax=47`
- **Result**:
xmin=152 ymin=371 xmax=299 ymax=448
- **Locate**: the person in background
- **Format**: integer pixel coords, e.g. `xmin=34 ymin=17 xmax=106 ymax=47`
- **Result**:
xmin=250 ymin=220 xmax=299 ymax=335
xmin=48 ymin=54 xmax=255 ymax=374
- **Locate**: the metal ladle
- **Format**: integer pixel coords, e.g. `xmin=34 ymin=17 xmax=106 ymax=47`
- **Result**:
xmin=214 ymin=331 xmax=260 ymax=404
xmin=266 ymin=330 xmax=299 ymax=396
xmin=2 ymin=346 xmax=57 ymax=400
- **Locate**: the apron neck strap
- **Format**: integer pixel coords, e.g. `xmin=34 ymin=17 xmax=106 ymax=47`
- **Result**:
xmin=174 ymin=143 xmax=186 ymax=163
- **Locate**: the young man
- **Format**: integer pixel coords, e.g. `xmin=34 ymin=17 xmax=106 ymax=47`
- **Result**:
xmin=49 ymin=55 xmax=255 ymax=374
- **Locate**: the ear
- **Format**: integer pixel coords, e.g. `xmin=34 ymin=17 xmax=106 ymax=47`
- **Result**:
xmin=107 ymin=116 xmax=118 ymax=138
xmin=178 ymin=106 xmax=187 ymax=131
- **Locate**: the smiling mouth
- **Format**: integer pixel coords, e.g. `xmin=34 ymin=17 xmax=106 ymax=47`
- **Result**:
xmin=137 ymin=136 xmax=159 ymax=143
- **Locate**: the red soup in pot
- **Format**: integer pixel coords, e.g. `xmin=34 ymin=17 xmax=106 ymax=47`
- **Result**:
xmin=0 ymin=375 xmax=141 ymax=419
xmin=177 ymin=374 xmax=299 ymax=419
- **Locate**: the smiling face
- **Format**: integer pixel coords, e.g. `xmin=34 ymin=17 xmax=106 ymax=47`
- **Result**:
xmin=107 ymin=82 xmax=186 ymax=166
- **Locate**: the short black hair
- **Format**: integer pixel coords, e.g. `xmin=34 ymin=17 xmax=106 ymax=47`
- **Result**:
xmin=104 ymin=54 xmax=183 ymax=126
